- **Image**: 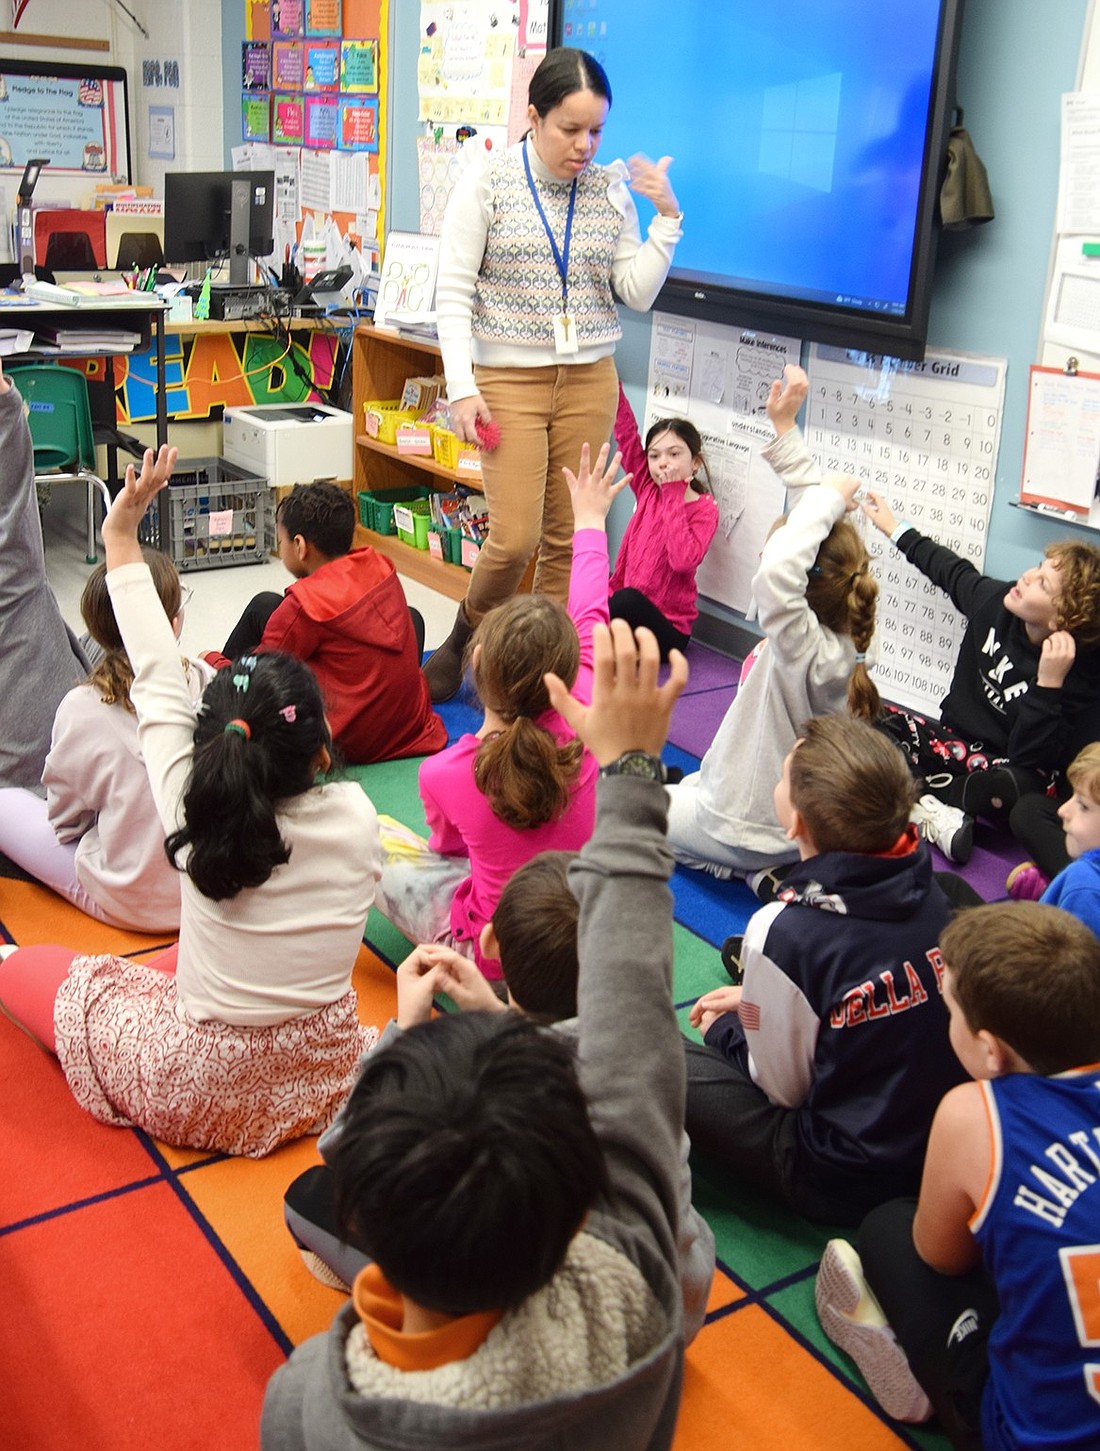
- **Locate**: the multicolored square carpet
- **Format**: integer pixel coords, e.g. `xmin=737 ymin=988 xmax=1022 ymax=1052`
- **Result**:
xmin=0 ymin=643 xmax=961 ymax=1450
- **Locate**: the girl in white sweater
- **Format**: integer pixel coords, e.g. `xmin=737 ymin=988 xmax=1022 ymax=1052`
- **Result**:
xmin=665 ymin=368 xmax=881 ymax=879
xmin=0 ymin=448 xmax=382 ymax=1157
xmin=0 ymin=551 xmax=212 ymax=930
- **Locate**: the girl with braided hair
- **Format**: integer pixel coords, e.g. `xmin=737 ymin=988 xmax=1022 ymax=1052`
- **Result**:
xmin=0 ymin=448 xmax=382 ymax=1157
xmin=666 ymin=364 xmax=880 ymax=884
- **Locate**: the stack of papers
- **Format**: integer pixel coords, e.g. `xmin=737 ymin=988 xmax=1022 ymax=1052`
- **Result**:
xmin=34 ymin=326 xmax=143 ymax=353
xmin=22 ymin=279 xmax=162 ymax=309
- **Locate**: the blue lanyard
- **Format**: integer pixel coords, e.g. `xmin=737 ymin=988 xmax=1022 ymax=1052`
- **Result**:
xmin=522 ymin=140 xmax=577 ymax=311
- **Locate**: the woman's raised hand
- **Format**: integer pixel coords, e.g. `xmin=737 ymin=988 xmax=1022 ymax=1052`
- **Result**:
xmin=861 ymin=489 xmax=898 ymax=537
xmin=627 ymin=154 xmax=680 ymax=217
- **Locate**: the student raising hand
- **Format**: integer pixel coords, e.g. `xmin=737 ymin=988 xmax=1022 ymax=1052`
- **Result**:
xmin=101 ymin=444 xmax=179 ymax=569
xmin=546 ymin=618 xmax=688 ymax=767
xmin=563 ymin=440 xmax=631 ymax=531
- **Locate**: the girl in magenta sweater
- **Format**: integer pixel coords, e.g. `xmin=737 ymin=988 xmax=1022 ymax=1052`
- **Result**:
xmin=374 ymin=442 xmax=626 ymax=979
xmin=609 ymin=383 xmax=719 ymax=659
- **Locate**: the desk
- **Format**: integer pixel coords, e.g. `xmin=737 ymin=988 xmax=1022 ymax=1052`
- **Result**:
xmin=0 ymin=295 xmax=169 ymax=448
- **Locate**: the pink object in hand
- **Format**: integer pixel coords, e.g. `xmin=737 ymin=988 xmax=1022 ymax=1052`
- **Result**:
xmin=475 ymin=418 xmax=501 ymax=452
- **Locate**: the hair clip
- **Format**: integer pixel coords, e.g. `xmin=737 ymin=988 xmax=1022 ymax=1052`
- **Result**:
xmin=239 ymin=655 xmax=258 ymax=669
xmin=232 ymin=672 xmax=251 ymax=693
xmin=279 ymin=704 xmax=297 ymax=724
xmin=224 ymin=719 xmax=251 ymax=740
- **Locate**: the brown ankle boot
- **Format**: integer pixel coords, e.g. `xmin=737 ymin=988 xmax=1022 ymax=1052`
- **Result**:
xmin=422 ymin=602 xmax=474 ymax=703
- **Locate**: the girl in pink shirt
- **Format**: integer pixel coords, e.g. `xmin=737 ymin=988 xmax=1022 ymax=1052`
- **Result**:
xmin=374 ymin=443 xmax=626 ymax=978
xmin=609 ymin=383 xmax=719 ymax=659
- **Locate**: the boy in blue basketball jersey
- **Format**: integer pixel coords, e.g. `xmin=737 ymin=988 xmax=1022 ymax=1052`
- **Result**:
xmin=816 ymin=901 xmax=1100 ymax=1451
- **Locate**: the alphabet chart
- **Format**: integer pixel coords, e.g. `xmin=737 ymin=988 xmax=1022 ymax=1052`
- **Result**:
xmin=805 ymin=344 xmax=1007 ymax=715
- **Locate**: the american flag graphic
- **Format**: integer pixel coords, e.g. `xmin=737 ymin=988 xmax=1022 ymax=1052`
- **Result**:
xmin=11 ymin=0 xmax=30 ymax=28
xmin=739 ymin=1001 xmax=761 ymax=1031
xmin=79 ymin=79 xmax=104 ymax=108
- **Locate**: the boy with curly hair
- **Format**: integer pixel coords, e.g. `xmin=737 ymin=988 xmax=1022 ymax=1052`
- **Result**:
xmin=862 ymin=491 xmax=1100 ymax=862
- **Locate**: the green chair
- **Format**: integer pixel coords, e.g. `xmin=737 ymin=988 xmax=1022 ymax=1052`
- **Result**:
xmin=7 ymin=362 xmax=112 ymax=564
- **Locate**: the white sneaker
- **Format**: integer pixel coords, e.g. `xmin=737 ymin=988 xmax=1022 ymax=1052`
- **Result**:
xmin=911 ymin=795 xmax=974 ymax=864
xmin=0 ymin=943 xmax=20 ymax=962
xmin=815 ymin=1239 xmax=933 ymax=1424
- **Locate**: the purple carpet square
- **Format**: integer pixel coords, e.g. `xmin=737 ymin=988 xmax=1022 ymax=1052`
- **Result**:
xmin=669 ymin=686 xmax=736 ymax=759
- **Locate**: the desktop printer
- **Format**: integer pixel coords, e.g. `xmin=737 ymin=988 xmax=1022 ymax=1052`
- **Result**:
xmin=222 ymin=402 xmax=353 ymax=488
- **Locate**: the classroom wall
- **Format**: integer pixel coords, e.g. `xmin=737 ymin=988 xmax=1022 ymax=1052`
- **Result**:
xmin=374 ymin=0 xmax=1092 ymax=614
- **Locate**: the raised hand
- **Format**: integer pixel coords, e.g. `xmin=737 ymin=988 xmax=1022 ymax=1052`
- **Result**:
xmin=564 ymin=440 xmax=631 ymax=531
xmin=546 ymin=618 xmax=688 ymax=767
xmin=765 ymin=365 xmax=808 ymax=436
xmin=1037 ymin=629 xmax=1076 ymax=688
xmin=825 ymin=472 xmax=862 ymax=513
xmin=627 ymin=153 xmax=680 ymax=217
xmin=102 ymin=443 xmax=178 ymax=569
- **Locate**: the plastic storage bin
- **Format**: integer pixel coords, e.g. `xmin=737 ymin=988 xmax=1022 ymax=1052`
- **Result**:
xmin=357 ymin=485 xmax=433 ymax=535
xmin=362 ymin=401 xmax=417 ymax=444
xmin=162 ymin=458 xmax=274 ymax=573
xmin=393 ymin=497 xmax=432 ymax=549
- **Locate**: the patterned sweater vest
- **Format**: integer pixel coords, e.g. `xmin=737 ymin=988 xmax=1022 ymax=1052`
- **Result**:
xmin=472 ymin=150 xmax=624 ymax=349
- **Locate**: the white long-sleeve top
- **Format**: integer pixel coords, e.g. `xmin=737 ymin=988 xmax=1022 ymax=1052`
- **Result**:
xmin=106 ymin=562 xmax=381 ymax=1025
xmin=44 ymin=657 xmax=213 ymax=931
xmin=436 ymin=138 xmax=682 ymax=401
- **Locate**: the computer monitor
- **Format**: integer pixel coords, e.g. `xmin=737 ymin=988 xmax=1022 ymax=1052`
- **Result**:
xmin=163 ymin=170 xmax=275 ymax=285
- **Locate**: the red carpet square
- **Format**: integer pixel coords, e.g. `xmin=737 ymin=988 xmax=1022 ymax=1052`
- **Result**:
xmin=0 ymin=1178 xmax=284 ymax=1451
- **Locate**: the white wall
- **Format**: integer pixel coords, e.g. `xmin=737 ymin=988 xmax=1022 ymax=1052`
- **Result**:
xmin=2 ymin=0 xmax=224 ymax=191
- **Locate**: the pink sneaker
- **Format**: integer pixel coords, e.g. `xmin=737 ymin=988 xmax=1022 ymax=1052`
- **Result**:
xmin=1005 ymin=862 xmax=1049 ymax=901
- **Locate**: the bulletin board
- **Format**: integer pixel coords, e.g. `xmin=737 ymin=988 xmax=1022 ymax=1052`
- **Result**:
xmin=243 ymin=0 xmax=387 ymax=270
xmin=414 ymin=0 xmax=548 ymax=234
xmin=804 ymin=344 xmax=1006 ymax=716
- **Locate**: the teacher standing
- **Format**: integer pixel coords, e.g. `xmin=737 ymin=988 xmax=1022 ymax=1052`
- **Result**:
xmin=425 ymin=46 xmax=682 ymax=702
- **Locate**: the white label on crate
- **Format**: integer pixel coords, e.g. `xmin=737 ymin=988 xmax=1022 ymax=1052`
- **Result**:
xmin=208 ymin=509 xmax=233 ymax=537
xmin=392 ymin=505 xmax=414 ymax=532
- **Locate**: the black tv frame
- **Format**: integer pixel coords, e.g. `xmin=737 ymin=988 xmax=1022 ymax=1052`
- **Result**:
xmin=549 ymin=0 xmax=965 ymax=361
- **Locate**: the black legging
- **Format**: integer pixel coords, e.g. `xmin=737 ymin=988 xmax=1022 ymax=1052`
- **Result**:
xmin=609 ymin=588 xmax=689 ymax=662
xmin=223 ymin=593 xmax=427 ymax=663
xmin=1008 ymin=790 xmax=1070 ymax=881
xmin=859 ymin=1198 xmax=999 ymax=1451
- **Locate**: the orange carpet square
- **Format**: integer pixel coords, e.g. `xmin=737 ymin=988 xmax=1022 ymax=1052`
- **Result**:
xmin=675 ymin=1302 xmax=912 ymax=1451
xmin=0 ymin=878 xmax=173 ymax=955
xmin=179 ymin=1135 xmax=346 ymax=1347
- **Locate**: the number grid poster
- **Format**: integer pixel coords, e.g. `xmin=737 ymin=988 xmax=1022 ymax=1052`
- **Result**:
xmin=804 ymin=344 xmax=1007 ymax=716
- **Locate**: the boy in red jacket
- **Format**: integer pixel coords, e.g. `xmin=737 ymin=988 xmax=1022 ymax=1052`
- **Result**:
xmin=216 ymin=482 xmax=445 ymax=763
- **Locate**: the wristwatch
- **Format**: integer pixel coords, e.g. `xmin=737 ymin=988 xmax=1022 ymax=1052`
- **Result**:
xmin=599 ymin=751 xmax=668 ymax=783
